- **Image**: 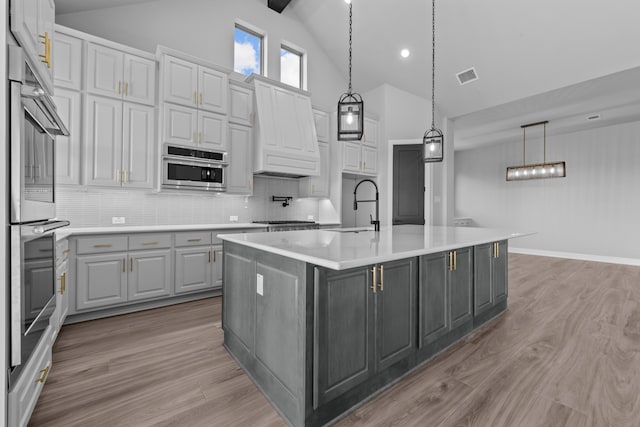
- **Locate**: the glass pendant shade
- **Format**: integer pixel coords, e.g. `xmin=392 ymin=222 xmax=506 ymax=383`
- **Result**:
xmin=423 ymin=128 xmax=444 ymax=162
xmin=338 ymin=92 xmax=364 ymax=141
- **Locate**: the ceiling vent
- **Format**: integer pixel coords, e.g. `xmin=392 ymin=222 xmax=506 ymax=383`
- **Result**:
xmin=456 ymin=67 xmax=478 ymax=85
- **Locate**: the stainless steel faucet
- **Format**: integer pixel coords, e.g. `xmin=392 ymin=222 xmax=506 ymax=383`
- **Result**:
xmin=353 ymin=179 xmax=380 ymax=231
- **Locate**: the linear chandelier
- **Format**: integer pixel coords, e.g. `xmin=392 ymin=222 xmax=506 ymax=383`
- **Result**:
xmin=506 ymin=121 xmax=566 ymax=181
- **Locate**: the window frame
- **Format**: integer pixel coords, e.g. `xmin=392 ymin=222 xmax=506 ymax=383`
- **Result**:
xmin=234 ymin=20 xmax=267 ymax=77
xmin=280 ymin=41 xmax=307 ymax=90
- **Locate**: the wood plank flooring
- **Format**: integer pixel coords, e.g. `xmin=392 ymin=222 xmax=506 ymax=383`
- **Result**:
xmin=29 ymin=254 xmax=640 ymax=426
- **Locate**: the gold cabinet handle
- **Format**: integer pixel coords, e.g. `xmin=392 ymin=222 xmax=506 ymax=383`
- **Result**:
xmin=123 ymin=170 xmax=128 ymax=184
xmin=116 ymin=169 xmax=121 ymax=183
xmin=193 ymin=91 xmax=197 ymax=105
xmin=62 ymin=272 xmax=66 ymax=294
xmin=208 ymin=250 xmax=211 ymax=263
xmin=122 ymin=258 xmax=126 ymax=273
xmin=199 ymin=132 xmax=202 ymax=144
xmin=493 ymin=242 xmax=497 ymax=258
xmin=118 ymin=81 xmax=122 ymax=95
xmin=213 ymin=250 xmax=217 ymax=263
xmin=35 ymin=366 xmax=50 ymax=383
xmin=193 ymin=131 xmax=197 ymax=144
xmin=38 ymin=33 xmax=51 ymax=68
xmin=496 ymin=242 xmax=500 ymax=258
xmin=94 ymin=244 xmax=113 ymax=248
xmin=188 ymin=238 xmax=202 ymax=242
xmin=58 ymin=274 xmax=64 ymax=294
xmin=200 ymin=92 xmax=203 ymax=105
xmin=379 ymin=265 xmax=384 ymax=291
xmin=125 ymin=82 xmax=129 ymax=96
xmin=130 ymin=257 xmax=133 ymax=272
xmin=63 ymin=249 xmax=70 ymax=254
xmin=371 ymin=266 xmax=377 ymax=294
xmin=142 ymin=241 xmax=159 ymax=246
xmin=448 ymin=252 xmax=453 ymax=271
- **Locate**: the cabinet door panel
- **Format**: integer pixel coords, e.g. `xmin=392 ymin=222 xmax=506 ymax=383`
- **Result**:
xmin=39 ymin=0 xmax=55 ymax=83
xmin=363 ymin=118 xmax=378 ymax=148
xmin=343 ymin=141 xmax=362 ymax=173
xmin=376 ymin=258 xmax=416 ymax=370
xmin=163 ymin=103 xmax=197 ymax=146
xmin=299 ymin=142 xmax=329 ymax=197
xmin=199 ymin=111 xmax=227 ymax=150
xmin=76 ymin=253 xmax=127 ymax=311
xmin=85 ymin=95 xmax=123 ymax=186
xmin=227 ymin=124 xmax=253 ymax=194
xmin=128 ymin=250 xmax=171 ymax=301
xmin=174 ymin=247 xmax=212 ymax=294
xmin=493 ymin=241 xmax=508 ymax=303
xmin=229 ymin=84 xmax=253 ymax=125
xmin=450 ymin=247 xmax=473 ymax=329
xmin=223 ymin=251 xmax=255 ymax=352
xmin=124 ymin=55 xmax=156 ymax=106
xmin=52 ymin=89 xmax=81 ymax=185
xmin=315 ymin=267 xmax=374 ymax=407
xmin=273 ymin=86 xmax=300 ymax=150
xmin=122 ymin=103 xmax=154 ymax=188
xmin=198 ymin=66 xmax=228 ymax=114
xmin=362 ymin=145 xmax=377 ymax=175
xmin=163 ymin=55 xmax=198 ymax=107
xmin=313 ymin=109 xmax=330 ymax=143
xmin=87 ymin=44 xmax=124 ymax=99
xmin=212 ymin=246 xmax=223 ymax=290
xmin=419 ymin=253 xmax=448 ymax=346
xmin=474 ymin=243 xmax=493 ymax=316
xmin=24 ymin=259 xmax=54 ymax=320
xmin=53 ymin=32 xmax=82 ymax=90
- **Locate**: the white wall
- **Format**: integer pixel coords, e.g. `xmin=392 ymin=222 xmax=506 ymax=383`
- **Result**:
xmin=455 ymin=120 xmax=640 ymax=260
xmin=56 ymin=0 xmax=345 ymax=109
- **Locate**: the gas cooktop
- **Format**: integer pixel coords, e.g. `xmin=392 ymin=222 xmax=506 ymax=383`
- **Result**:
xmin=252 ymin=220 xmax=317 ymax=225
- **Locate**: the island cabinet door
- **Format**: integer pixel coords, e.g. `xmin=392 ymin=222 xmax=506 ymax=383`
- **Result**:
xmin=493 ymin=240 xmax=508 ymax=303
xmin=449 ymin=247 xmax=474 ymax=330
xmin=474 ymin=243 xmax=494 ymax=316
xmin=314 ymin=266 xmax=375 ymax=408
xmin=375 ymin=258 xmax=417 ymax=371
xmin=419 ymin=253 xmax=449 ymax=346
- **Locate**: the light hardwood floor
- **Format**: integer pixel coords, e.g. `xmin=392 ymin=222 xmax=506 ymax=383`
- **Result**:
xmin=30 ymin=254 xmax=640 ymax=426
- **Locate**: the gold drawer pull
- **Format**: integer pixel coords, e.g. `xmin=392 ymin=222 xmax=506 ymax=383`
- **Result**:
xmin=448 ymin=252 xmax=453 ymax=271
xmin=130 ymin=257 xmax=133 ymax=272
xmin=371 ymin=266 xmax=377 ymax=294
xmin=94 ymin=244 xmax=113 ymax=248
xmin=63 ymin=249 xmax=70 ymax=254
xmin=188 ymin=238 xmax=202 ymax=242
xmin=125 ymin=82 xmax=129 ymax=96
xmin=62 ymin=272 xmax=66 ymax=294
xmin=208 ymin=250 xmax=211 ymax=263
xmin=35 ymin=366 xmax=50 ymax=383
xmin=200 ymin=92 xmax=203 ymax=105
xmin=379 ymin=265 xmax=384 ymax=291
xmin=454 ymin=251 xmax=457 ymax=270
xmin=142 ymin=241 xmax=159 ymax=245
xmin=193 ymin=91 xmax=197 ymax=105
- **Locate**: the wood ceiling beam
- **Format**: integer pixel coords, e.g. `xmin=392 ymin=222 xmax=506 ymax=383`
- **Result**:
xmin=268 ymin=0 xmax=292 ymax=13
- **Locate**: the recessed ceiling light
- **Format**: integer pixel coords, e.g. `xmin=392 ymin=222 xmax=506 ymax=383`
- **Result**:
xmin=400 ymin=49 xmax=410 ymax=58
xmin=344 ymin=0 xmax=351 ymax=4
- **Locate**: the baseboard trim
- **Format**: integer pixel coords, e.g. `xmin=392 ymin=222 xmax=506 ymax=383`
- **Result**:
xmin=509 ymin=247 xmax=640 ymax=266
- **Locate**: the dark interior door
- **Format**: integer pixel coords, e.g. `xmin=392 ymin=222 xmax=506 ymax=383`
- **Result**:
xmin=393 ymin=145 xmax=425 ymax=225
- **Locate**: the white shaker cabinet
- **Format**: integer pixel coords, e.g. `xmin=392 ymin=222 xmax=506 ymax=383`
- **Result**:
xmin=341 ymin=117 xmax=378 ymax=176
xmin=86 ymin=43 xmax=155 ymax=106
xmin=226 ymin=123 xmax=253 ymax=195
xmin=52 ymin=88 xmax=81 ymax=185
xmin=313 ymin=109 xmax=330 ymax=143
xmin=85 ymin=95 xmax=154 ymax=188
xmin=10 ymin=0 xmax=55 ymax=94
xmin=53 ymin=31 xmax=82 ymax=90
xmin=162 ymin=103 xmax=227 ymax=150
xmin=162 ymin=54 xmax=228 ymax=115
xmin=299 ymin=142 xmax=330 ymax=198
xmin=229 ymin=82 xmax=254 ymax=126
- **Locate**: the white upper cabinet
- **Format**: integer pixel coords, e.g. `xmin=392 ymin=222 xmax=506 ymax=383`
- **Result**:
xmin=122 ymin=103 xmax=154 ymax=188
xmin=198 ymin=67 xmax=228 ymax=114
xmin=299 ymin=142 xmax=330 ymax=198
xmin=313 ymin=109 xmax=330 ymax=143
xmin=52 ymin=88 xmax=81 ymax=185
xmin=53 ymin=31 xmax=82 ymax=90
xmin=341 ymin=117 xmax=378 ymax=176
xmin=198 ymin=111 xmax=228 ymax=150
xmin=161 ymin=54 xmax=228 ymax=115
xmin=87 ymin=43 xmax=155 ymax=106
xmin=229 ymin=83 xmax=253 ymax=126
xmin=10 ymin=0 xmax=56 ymax=93
xmin=226 ymin=123 xmax=253 ymax=195
xmin=163 ymin=103 xmax=198 ymax=146
xmin=162 ymin=55 xmax=198 ymax=107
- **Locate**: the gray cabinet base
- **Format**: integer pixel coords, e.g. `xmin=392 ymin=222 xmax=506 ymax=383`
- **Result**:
xmin=474 ymin=298 xmax=508 ymax=328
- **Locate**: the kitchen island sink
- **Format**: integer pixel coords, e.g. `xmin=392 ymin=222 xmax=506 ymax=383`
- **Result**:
xmin=219 ymin=225 xmax=529 ymax=426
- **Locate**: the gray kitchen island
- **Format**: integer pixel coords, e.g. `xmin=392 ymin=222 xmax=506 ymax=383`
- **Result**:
xmin=219 ymin=225 xmax=528 ymax=426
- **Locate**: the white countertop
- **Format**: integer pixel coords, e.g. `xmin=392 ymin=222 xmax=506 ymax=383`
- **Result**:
xmin=56 ymin=223 xmax=268 ymax=240
xmin=218 ymin=225 xmax=533 ymax=270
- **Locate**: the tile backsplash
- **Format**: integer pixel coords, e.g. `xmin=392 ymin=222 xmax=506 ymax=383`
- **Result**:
xmin=56 ymin=176 xmax=320 ymax=227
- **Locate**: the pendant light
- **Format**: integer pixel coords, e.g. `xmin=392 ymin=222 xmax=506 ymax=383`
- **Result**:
xmin=337 ymin=0 xmax=364 ymax=141
xmin=506 ymin=121 xmax=566 ymax=181
xmin=423 ymin=0 xmax=444 ymax=162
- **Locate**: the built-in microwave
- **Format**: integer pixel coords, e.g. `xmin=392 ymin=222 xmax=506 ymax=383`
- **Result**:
xmin=162 ymin=144 xmax=228 ymax=191
xmin=9 ymin=45 xmax=69 ymax=223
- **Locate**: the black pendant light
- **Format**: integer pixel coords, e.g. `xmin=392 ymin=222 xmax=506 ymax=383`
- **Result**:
xmin=337 ymin=0 xmax=364 ymax=141
xmin=423 ymin=0 xmax=444 ymax=162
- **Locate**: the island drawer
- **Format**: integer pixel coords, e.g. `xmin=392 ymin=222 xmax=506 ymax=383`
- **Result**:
xmin=129 ymin=233 xmax=172 ymax=250
xmin=77 ymin=236 xmax=128 ymax=254
xmin=175 ymin=231 xmax=212 ymax=247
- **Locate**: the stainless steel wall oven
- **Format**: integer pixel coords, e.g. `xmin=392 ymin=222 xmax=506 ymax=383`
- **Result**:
xmin=8 ymin=45 xmax=70 ymax=388
xmin=162 ymin=144 xmax=228 ymax=191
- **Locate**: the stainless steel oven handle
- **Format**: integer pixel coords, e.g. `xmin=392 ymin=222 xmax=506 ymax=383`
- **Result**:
xmin=32 ymin=220 xmax=71 ymax=235
xmin=21 ymin=84 xmax=70 ymax=136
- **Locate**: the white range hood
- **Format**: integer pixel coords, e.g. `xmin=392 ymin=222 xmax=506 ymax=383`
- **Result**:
xmin=248 ymin=75 xmax=320 ymax=177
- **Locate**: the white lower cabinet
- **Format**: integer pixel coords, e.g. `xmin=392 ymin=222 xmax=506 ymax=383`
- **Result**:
xmin=76 ymin=252 xmax=128 ymax=311
xmin=8 ymin=327 xmax=53 ymax=427
xmin=174 ymin=231 xmax=221 ymax=294
xmin=128 ymin=249 xmax=172 ymax=301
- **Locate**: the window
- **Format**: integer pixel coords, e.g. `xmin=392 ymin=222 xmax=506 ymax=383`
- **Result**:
xmin=280 ymin=45 xmax=303 ymax=89
xmin=234 ymin=24 xmax=263 ymax=76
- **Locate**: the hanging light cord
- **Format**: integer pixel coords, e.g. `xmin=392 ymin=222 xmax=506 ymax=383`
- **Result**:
xmin=523 ymin=127 xmax=526 ymax=166
xmin=431 ymin=0 xmax=436 ymax=129
xmin=348 ymin=3 xmax=353 ymax=94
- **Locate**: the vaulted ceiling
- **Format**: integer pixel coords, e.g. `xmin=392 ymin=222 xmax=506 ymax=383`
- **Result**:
xmin=56 ymin=0 xmax=640 ymax=148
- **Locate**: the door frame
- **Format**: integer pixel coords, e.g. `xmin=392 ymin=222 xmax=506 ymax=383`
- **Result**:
xmin=387 ymin=139 xmax=433 ymax=226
